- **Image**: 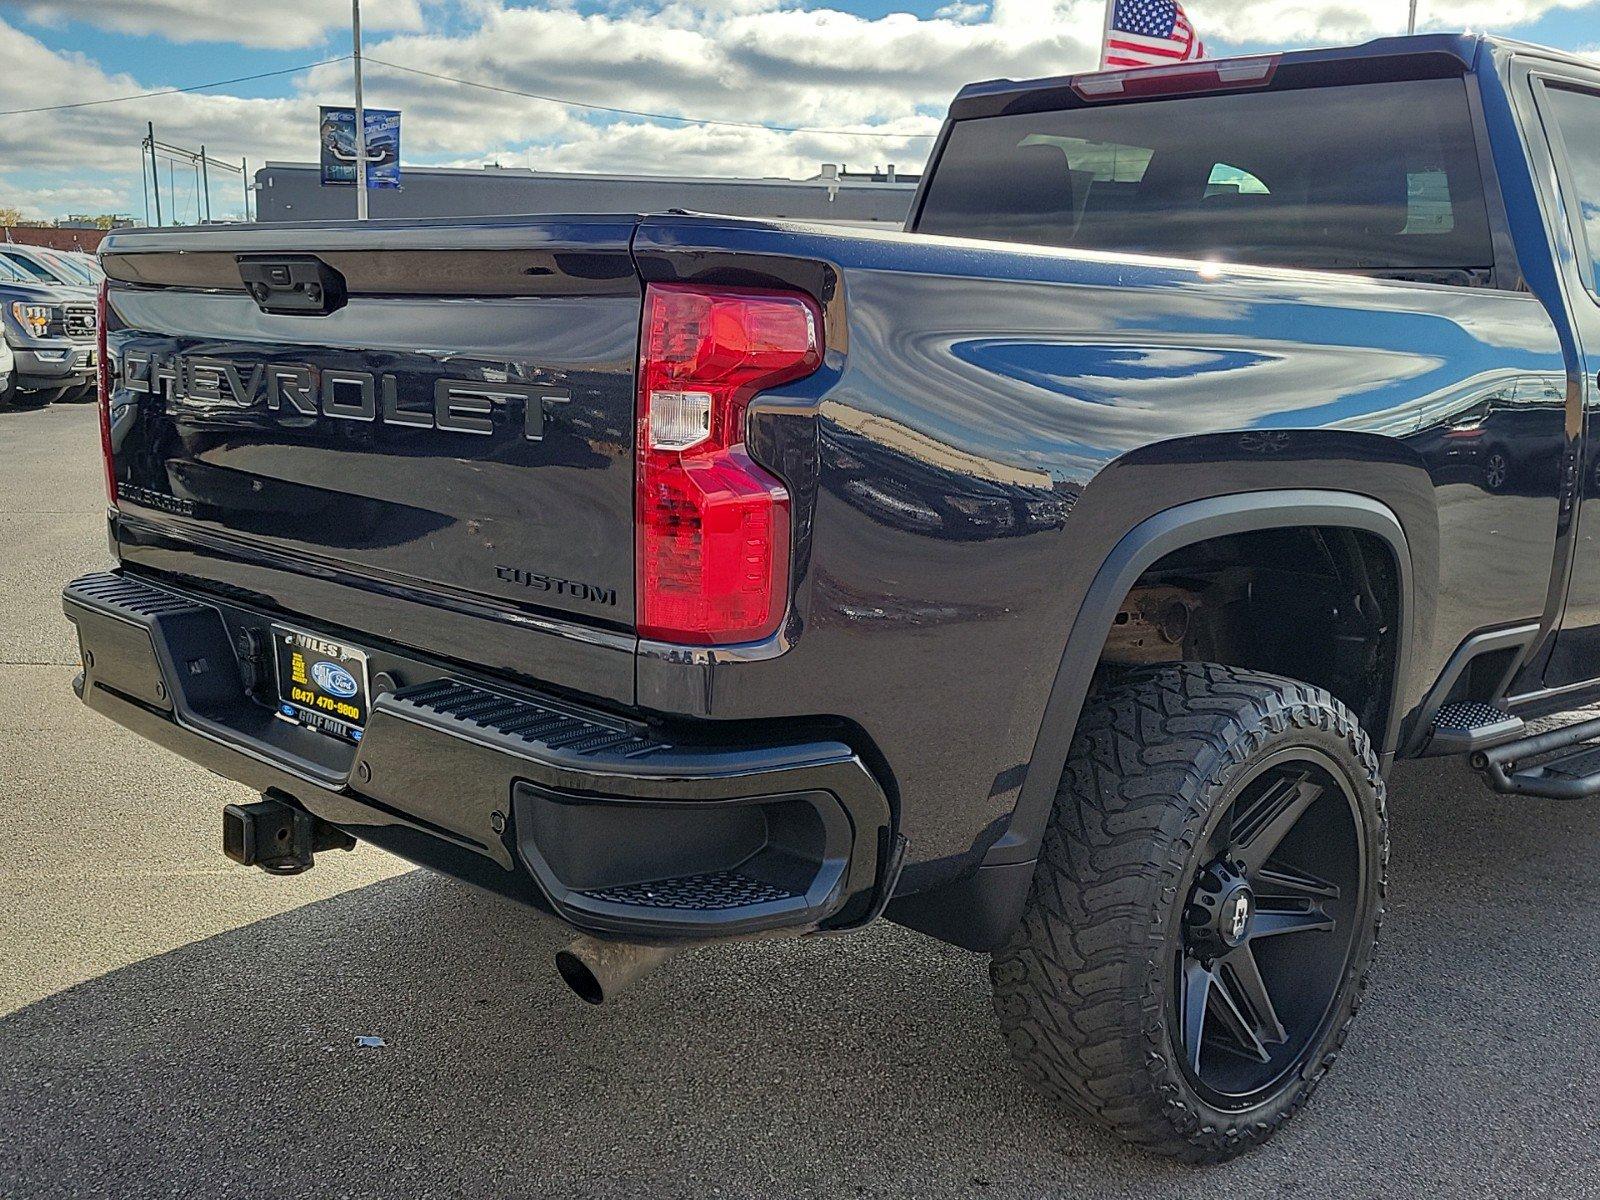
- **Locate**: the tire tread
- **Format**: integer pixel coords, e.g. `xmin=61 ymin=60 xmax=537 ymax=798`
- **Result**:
xmin=990 ymin=662 xmax=1388 ymax=1162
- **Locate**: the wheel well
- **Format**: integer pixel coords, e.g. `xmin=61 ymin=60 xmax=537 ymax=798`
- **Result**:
xmin=1096 ymin=526 xmax=1402 ymax=736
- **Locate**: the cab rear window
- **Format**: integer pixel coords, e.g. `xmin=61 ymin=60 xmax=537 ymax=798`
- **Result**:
xmin=915 ymin=78 xmax=1496 ymax=281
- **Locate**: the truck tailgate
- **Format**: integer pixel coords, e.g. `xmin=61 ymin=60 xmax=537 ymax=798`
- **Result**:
xmin=100 ymin=218 xmax=641 ymax=633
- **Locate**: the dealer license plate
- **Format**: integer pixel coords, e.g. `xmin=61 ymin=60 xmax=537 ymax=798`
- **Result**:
xmin=272 ymin=625 xmax=370 ymax=742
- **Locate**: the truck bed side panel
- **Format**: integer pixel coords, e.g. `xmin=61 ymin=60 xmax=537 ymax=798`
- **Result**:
xmin=635 ymin=216 xmax=1567 ymax=882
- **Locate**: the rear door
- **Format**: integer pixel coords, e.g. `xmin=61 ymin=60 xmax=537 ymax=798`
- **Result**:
xmin=1523 ymin=68 xmax=1600 ymax=687
xmin=102 ymin=218 xmax=642 ymax=633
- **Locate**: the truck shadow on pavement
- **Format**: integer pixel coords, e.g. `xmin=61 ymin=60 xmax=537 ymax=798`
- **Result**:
xmin=2 ymin=758 xmax=1599 ymax=1199
xmin=0 ymin=395 xmax=95 ymax=414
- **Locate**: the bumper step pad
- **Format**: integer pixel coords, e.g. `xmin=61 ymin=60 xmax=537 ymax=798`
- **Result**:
xmin=393 ymin=678 xmax=674 ymax=763
xmin=579 ymin=871 xmax=799 ymax=911
xmin=68 ymin=571 xmax=207 ymax=621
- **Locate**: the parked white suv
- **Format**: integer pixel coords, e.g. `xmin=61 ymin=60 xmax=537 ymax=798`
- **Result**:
xmin=0 ymin=331 xmax=14 ymax=405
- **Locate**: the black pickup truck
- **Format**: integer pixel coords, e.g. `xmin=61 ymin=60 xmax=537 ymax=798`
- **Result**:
xmin=66 ymin=34 xmax=1600 ymax=1159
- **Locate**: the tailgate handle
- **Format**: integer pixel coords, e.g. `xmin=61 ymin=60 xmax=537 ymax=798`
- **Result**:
xmin=236 ymin=255 xmax=348 ymax=316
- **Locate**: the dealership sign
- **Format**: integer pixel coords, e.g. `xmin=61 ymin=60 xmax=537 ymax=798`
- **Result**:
xmin=319 ymin=107 xmax=401 ymax=189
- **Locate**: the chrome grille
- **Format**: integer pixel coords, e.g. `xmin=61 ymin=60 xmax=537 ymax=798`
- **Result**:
xmin=62 ymin=303 xmax=96 ymax=340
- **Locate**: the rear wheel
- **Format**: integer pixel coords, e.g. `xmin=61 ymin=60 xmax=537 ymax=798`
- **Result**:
xmin=990 ymin=663 xmax=1386 ymax=1161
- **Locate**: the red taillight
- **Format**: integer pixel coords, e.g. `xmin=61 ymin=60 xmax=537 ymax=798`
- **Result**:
xmin=96 ymin=280 xmax=115 ymax=509
xmin=636 ymin=283 xmax=822 ymax=645
xmin=1071 ymin=55 xmax=1278 ymax=101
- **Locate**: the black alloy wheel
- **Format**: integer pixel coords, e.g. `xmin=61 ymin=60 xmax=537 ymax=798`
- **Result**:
xmin=1173 ymin=748 xmax=1364 ymax=1108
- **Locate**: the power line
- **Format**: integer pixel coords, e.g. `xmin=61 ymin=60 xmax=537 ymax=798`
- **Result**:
xmin=363 ymin=56 xmax=937 ymax=140
xmin=0 ymin=56 xmax=352 ymax=117
xmin=0 ymin=46 xmax=935 ymax=142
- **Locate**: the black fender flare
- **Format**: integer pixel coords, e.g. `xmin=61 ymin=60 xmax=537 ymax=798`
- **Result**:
xmin=985 ymin=489 xmax=1415 ymax=871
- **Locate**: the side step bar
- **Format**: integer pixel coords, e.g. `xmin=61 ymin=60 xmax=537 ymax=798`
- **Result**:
xmin=1471 ymin=714 xmax=1600 ymax=799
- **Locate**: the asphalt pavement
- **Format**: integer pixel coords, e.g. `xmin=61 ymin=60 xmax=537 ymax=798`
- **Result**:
xmin=3 ymin=400 xmax=1598 ymax=1199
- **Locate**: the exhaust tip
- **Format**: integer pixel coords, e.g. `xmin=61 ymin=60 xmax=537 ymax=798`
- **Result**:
xmin=554 ymin=935 xmax=684 ymax=1005
xmin=554 ymin=948 xmax=606 ymax=1005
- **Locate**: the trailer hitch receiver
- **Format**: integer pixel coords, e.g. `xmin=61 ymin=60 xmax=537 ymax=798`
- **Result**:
xmin=223 ymin=791 xmax=356 ymax=875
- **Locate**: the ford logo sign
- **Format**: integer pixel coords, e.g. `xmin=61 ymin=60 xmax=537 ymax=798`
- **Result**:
xmin=311 ymin=660 xmax=359 ymax=698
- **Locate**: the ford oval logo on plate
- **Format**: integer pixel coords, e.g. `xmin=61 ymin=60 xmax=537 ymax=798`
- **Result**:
xmin=311 ymin=660 xmax=360 ymax=698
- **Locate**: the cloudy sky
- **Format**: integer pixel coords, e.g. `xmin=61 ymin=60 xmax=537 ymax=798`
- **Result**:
xmin=1 ymin=0 xmax=1596 ymax=222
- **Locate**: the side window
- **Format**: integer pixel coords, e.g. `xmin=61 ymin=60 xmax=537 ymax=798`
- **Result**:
xmin=1544 ymin=85 xmax=1600 ymax=295
xmin=0 ymin=252 xmax=55 ymax=283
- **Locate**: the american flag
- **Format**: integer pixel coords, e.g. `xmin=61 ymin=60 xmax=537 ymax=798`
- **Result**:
xmin=1102 ymin=0 xmax=1206 ymax=68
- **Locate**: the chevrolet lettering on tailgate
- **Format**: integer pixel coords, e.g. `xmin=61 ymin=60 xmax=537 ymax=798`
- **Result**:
xmin=120 ymin=349 xmax=571 ymax=438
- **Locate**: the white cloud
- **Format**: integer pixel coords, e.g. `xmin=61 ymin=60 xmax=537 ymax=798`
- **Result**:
xmin=294 ymin=0 xmax=1105 ymax=156
xmin=0 ymin=21 xmax=315 ymax=170
xmin=0 ymin=17 xmax=363 ymax=219
xmin=934 ymin=1 xmax=989 ymax=19
xmin=0 ymin=176 xmax=128 ymax=220
xmin=452 ymin=118 xmax=936 ymax=180
xmin=6 ymin=0 xmax=424 ymax=49
xmin=1199 ymin=0 xmax=1596 ymax=43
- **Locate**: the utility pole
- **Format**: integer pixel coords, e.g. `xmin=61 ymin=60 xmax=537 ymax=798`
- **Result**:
xmin=200 ymin=144 xmax=212 ymax=222
xmin=352 ymin=0 xmax=369 ymax=220
xmin=1408 ymin=0 xmax=1419 ymax=34
xmin=147 ymin=122 xmax=162 ymax=227
xmin=242 ymin=158 xmax=250 ymax=222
